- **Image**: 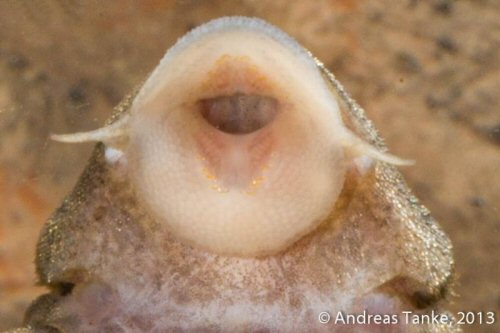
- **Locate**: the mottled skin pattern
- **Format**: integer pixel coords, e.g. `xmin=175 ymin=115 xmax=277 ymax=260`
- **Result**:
xmin=5 ymin=64 xmax=459 ymax=332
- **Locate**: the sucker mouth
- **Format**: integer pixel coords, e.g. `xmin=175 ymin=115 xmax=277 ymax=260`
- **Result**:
xmin=199 ymin=93 xmax=278 ymax=135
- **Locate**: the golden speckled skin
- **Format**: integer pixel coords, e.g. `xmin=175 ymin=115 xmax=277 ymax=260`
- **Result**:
xmin=5 ymin=63 xmax=460 ymax=333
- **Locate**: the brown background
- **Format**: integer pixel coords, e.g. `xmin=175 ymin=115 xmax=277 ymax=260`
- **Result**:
xmin=0 ymin=1 xmax=498 ymax=332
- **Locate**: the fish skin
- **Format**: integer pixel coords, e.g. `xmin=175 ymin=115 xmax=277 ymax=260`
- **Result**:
xmin=5 ymin=27 xmax=459 ymax=333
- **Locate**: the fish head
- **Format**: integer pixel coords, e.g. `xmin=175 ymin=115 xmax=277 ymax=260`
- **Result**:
xmin=23 ymin=17 xmax=455 ymax=333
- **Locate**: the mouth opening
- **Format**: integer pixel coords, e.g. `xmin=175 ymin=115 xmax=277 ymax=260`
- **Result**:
xmin=199 ymin=93 xmax=278 ymax=135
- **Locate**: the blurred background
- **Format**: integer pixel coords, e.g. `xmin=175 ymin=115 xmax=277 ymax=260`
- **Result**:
xmin=0 ymin=1 xmax=498 ymax=332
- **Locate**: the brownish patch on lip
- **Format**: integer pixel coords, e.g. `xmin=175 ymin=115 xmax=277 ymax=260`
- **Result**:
xmin=197 ymin=56 xmax=281 ymax=136
xmin=200 ymin=55 xmax=275 ymax=96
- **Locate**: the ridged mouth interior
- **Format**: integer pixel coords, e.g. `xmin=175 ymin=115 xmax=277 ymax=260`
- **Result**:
xmin=199 ymin=93 xmax=278 ymax=135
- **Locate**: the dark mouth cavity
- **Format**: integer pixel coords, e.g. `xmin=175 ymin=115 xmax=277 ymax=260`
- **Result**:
xmin=199 ymin=93 xmax=278 ymax=135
